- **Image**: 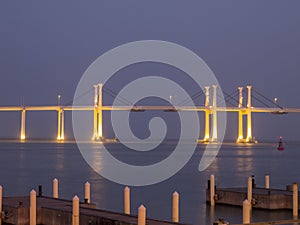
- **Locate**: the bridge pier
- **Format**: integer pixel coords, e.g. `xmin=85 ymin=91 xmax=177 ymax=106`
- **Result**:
xmin=236 ymin=86 xmax=255 ymax=143
xmin=246 ymin=86 xmax=253 ymax=143
xmin=246 ymin=109 xmax=252 ymax=142
xmin=20 ymin=109 xmax=26 ymax=140
xmin=236 ymin=111 xmax=244 ymax=143
xmin=93 ymin=84 xmax=103 ymax=140
xmin=236 ymin=87 xmax=244 ymax=143
xmin=202 ymin=86 xmax=211 ymax=142
xmin=57 ymin=108 xmax=64 ymax=140
xmin=211 ymin=85 xmax=218 ymax=142
xmin=203 ymin=110 xmax=211 ymax=142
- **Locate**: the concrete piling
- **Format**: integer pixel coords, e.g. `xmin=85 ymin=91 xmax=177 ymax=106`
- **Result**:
xmin=30 ymin=189 xmax=36 ymax=225
xmin=172 ymin=191 xmax=179 ymax=222
xmin=84 ymin=182 xmax=90 ymax=204
xmin=124 ymin=186 xmax=130 ymax=215
xmin=293 ymin=182 xmax=298 ymax=217
xmin=210 ymin=174 xmax=215 ymax=206
xmin=138 ymin=205 xmax=146 ymax=225
xmin=243 ymin=199 xmax=251 ymax=224
xmin=72 ymin=195 xmax=79 ymax=225
xmin=265 ymin=175 xmax=270 ymax=189
xmin=247 ymin=177 xmax=252 ymax=204
xmin=53 ymin=178 xmax=58 ymax=198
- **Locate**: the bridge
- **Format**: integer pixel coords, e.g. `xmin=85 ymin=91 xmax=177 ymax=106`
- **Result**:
xmin=0 ymin=84 xmax=298 ymax=142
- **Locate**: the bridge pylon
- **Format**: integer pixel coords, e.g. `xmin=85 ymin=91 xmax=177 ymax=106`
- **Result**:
xmin=202 ymin=86 xmax=211 ymax=142
xmin=245 ymin=85 xmax=253 ymax=143
xmin=211 ymin=85 xmax=218 ymax=142
xmin=93 ymin=83 xmax=103 ymax=140
xmin=57 ymin=108 xmax=64 ymax=141
xmin=236 ymin=85 xmax=256 ymax=143
xmin=236 ymin=87 xmax=244 ymax=143
xmin=20 ymin=109 xmax=26 ymax=140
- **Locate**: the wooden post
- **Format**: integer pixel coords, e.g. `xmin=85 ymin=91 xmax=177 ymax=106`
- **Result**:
xmin=293 ymin=182 xmax=298 ymax=217
xmin=138 ymin=205 xmax=146 ymax=225
xmin=243 ymin=199 xmax=251 ymax=224
xmin=0 ymin=185 xmax=2 ymax=225
xmin=30 ymin=190 xmax=36 ymax=225
xmin=247 ymin=177 xmax=252 ymax=204
xmin=124 ymin=186 xmax=130 ymax=215
xmin=53 ymin=178 xmax=58 ymax=198
xmin=84 ymin=182 xmax=90 ymax=203
xmin=210 ymin=174 xmax=215 ymax=206
xmin=172 ymin=191 xmax=179 ymax=222
xmin=265 ymin=175 xmax=270 ymax=189
xmin=72 ymin=195 xmax=79 ymax=225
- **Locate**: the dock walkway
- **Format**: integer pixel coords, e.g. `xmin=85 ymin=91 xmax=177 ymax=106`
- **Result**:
xmin=206 ymin=186 xmax=298 ymax=210
xmin=2 ymin=195 xmax=188 ymax=225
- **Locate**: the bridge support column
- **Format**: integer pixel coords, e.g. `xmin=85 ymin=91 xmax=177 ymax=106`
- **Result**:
xmin=97 ymin=84 xmax=103 ymax=139
xmin=237 ymin=111 xmax=244 ymax=143
xmin=93 ymin=108 xmax=98 ymax=140
xmin=203 ymin=110 xmax=210 ymax=142
xmin=236 ymin=87 xmax=245 ymax=143
xmin=211 ymin=85 xmax=218 ymax=142
xmin=246 ymin=109 xmax=252 ymax=142
xmin=61 ymin=109 xmax=64 ymax=140
xmin=93 ymin=85 xmax=99 ymax=140
xmin=57 ymin=109 xmax=61 ymax=140
xmin=246 ymin=86 xmax=253 ymax=143
xmin=97 ymin=108 xmax=103 ymax=139
xmin=202 ymin=86 xmax=210 ymax=142
xmin=57 ymin=109 xmax=65 ymax=140
xmin=20 ymin=109 xmax=26 ymax=140
xmin=92 ymin=84 xmax=103 ymax=140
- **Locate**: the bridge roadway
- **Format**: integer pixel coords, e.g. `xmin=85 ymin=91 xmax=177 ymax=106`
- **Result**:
xmin=0 ymin=105 xmax=300 ymax=113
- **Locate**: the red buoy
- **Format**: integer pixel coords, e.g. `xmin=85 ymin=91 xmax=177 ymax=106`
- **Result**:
xmin=277 ymin=136 xmax=285 ymax=151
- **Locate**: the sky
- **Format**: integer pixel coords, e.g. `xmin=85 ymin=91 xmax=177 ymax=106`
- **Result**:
xmin=0 ymin=1 xmax=300 ymax=141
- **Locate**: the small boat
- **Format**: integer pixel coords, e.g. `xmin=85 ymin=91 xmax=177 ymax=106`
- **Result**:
xmin=277 ymin=136 xmax=285 ymax=151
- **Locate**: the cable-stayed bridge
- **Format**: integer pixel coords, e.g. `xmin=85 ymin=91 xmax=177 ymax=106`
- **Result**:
xmin=0 ymin=84 xmax=296 ymax=142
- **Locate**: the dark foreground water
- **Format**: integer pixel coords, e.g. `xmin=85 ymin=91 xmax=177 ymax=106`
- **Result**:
xmin=0 ymin=140 xmax=299 ymax=225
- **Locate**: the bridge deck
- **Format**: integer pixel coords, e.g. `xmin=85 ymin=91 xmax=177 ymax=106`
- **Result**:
xmin=0 ymin=105 xmax=298 ymax=113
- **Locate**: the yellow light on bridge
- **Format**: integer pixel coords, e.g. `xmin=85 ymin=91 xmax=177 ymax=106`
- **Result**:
xmin=20 ymin=134 xmax=26 ymax=140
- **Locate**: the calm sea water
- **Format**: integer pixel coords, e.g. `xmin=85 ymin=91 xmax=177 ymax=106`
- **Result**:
xmin=0 ymin=140 xmax=299 ymax=225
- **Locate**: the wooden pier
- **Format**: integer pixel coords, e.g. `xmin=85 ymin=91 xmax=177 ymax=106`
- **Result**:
xmin=1 ymin=195 xmax=188 ymax=225
xmin=206 ymin=186 xmax=299 ymax=210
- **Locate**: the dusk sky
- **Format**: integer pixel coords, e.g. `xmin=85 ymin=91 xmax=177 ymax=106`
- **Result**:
xmin=1 ymin=1 xmax=300 ymax=141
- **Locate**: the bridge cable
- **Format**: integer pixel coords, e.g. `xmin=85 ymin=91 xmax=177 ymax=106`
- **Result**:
xmin=103 ymin=87 xmax=134 ymax=106
xmin=251 ymin=95 xmax=272 ymax=108
xmin=63 ymin=87 xmax=94 ymax=106
xmin=177 ymin=91 xmax=204 ymax=107
xmin=252 ymin=89 xmax=283 ymax=109
xmin=217 ymin=90 xmax=239 ymax=107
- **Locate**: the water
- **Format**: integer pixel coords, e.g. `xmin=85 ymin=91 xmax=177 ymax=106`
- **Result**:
xmin=0 ymin=140 xmax=299 ymax=224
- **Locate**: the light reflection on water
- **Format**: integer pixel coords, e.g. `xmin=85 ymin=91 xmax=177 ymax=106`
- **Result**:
xmin=0 ymin=141 xmax=299 ymax=224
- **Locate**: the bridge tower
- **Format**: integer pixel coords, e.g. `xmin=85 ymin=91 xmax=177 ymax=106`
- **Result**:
xmin=203 ymin=86 xmax=211 ymax=142
xmin=236 ymin=87 xmax=244 ymax=143
xmin=211 ymin=85 xmax=218 ymax=142
xmin=57 ymin=95 xmax=65 ymax=141
xmin=93 ymin=84 xmax=103 ymax=140
xmin=246 ymin=85 xmax=253 ymax=142
xmin=97 ymin=83 xmax=103 ymax=139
